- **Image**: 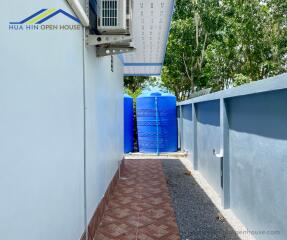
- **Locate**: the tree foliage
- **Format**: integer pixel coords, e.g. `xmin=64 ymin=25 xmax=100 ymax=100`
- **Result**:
xmin=124 ymin=76 xmax=159 ymax=98
xmin=163 ymin=0 xmax=287 ymax=100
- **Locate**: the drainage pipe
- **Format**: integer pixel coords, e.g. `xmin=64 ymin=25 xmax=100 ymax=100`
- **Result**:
xmin=155 ymin=97 xmax=159 ymax=155
xmin=66 ymin=0 xmax=90 ymax=27
xmin=82 ymin=27 xmax=88 ymax=240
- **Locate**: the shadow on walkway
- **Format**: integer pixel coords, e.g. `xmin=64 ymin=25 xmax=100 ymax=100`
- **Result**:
xmin=162 ymin=159 xmax=240 ymax=240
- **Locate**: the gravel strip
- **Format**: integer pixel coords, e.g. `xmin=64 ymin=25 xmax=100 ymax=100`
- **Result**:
xmin=162 ymin=158 xmax=240 ymax=240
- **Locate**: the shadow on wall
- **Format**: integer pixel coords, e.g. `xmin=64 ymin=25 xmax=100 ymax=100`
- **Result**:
xmin=182 ymin=104 xmax=192 ymax=121
xmin=162 ymin=159 xmax=240 ymax=240
xmin=227 ymin=89 xmax=287 ymax=140
xmin=181 ymin=104 xmax=193 ymax=156
xmin=197 ymin=100 xmax=220 ymax=127
xmin=196 ymin=100 xmax=221 ymax=195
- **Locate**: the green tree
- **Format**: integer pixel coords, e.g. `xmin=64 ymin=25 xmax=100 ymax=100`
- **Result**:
xmin=124 ymin=76 xmax=159 ymax=98
xmin=163 ymin=0 xmax=287 ymax=99
xmin=163 ymin=0 xmax=223 ymax=100
xmin=206 ymin=0 xmax=287 ymax=88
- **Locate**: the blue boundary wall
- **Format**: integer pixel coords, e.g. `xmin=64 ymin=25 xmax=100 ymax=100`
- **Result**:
xmin=177 ymin=73 xmax=287 ymax=240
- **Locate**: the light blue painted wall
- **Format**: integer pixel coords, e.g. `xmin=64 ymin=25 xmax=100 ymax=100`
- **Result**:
xmin=0 ymin=1 xmax=123 ymax=240
xmin=197 ymin=100 xmax=222 ymax=195
xmin=182 ymin=104 xmax=193 ymax=161
xmin=227 ymin=89 xmax=287 ymax=240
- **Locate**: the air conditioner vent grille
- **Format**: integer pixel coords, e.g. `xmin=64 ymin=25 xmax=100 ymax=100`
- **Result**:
xmin=102 ymin=0 xmax=118 ymax=27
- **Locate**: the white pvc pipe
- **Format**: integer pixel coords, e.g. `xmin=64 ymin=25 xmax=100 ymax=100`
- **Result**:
xmin=66 ymin=0 xmax=90 ymax=27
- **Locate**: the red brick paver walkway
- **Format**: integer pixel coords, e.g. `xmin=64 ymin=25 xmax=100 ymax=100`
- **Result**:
xmin=94 ymin=159 xmax=180 ymax=240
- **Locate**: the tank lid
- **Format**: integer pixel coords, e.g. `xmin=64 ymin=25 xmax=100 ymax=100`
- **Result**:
xmin=137 ymin=91 xmax=175 ymax=98
xmin=150 ymin=92 xmax=162 ymax=96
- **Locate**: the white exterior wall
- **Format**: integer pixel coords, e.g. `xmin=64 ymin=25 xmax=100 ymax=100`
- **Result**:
xmin=0 ymin=1 xmax=123 ymax=240
xmin=85 ymin=47 xmax=124 ymax=220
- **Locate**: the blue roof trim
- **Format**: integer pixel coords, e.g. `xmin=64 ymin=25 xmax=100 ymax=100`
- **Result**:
xmin=124 ymin=63 xmax=162 ymax=67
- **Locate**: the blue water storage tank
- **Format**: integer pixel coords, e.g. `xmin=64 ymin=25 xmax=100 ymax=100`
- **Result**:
xmin=124 ymin=94 xmax=134 ymax=153
xmin=136 ymin=91 xmax=178 ymax=153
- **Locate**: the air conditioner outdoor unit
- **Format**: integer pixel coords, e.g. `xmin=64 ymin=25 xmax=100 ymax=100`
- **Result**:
xmin=87 ymin=0 xmax=134 ymax=56
xmin=97 ymin=0 xmax=132 ymax=34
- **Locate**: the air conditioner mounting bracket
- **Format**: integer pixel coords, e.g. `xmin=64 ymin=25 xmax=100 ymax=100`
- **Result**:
xmin=87 ymin=34 xmax=132 ymax=46
xmin=96 ymin=45 xmax=135 ymax=57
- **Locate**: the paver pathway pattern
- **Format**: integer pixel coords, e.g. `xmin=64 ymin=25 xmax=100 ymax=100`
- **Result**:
xmin=94 ymin=159 xmax=180 ymax=240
